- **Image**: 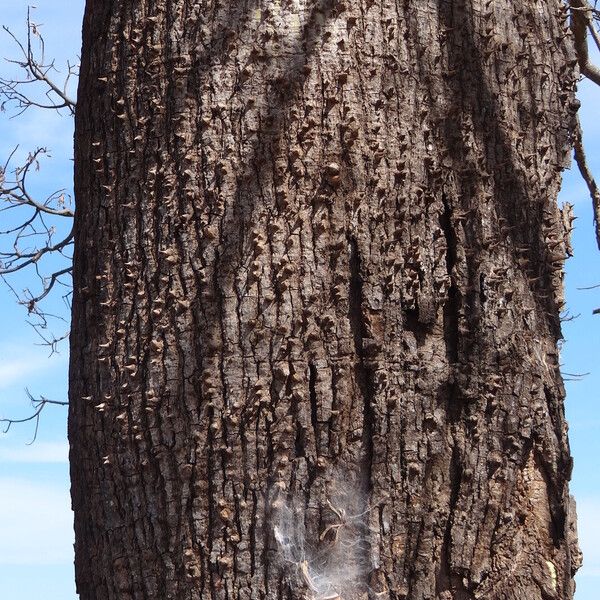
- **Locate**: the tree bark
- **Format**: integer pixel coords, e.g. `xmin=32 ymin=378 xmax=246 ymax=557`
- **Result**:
xmin=69 ymin=1 xmax=581 ymax=599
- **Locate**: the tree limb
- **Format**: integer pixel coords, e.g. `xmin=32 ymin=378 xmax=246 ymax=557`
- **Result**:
xmin=572 ymin=114 xmax=600 ymax=250
xmin=571 ymin=0 xmax=600 ymax=86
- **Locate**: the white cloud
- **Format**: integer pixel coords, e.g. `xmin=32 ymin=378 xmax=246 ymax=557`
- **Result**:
xmin=0 ymin=477 xmax=73 ymax=565
xmin=0 ymin=353 xmax=66 ymax=392
xmin=0 ymin=441 xmax=68 ymax=463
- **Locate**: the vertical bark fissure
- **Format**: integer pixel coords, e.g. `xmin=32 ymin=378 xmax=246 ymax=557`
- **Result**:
xmin=308 ymin=362 xmax=319 ymax=458
xmin=347 ymin=236 xmax=374 ymax=491
xmin=438 ymin=444 xmax=472 ymax=599
xmin=440 ymin=191 xmax=460 ymax=365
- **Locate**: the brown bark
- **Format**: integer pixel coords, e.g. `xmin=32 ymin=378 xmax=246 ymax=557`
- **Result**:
xmin=69 ymin=1 xmax=581 ymax=599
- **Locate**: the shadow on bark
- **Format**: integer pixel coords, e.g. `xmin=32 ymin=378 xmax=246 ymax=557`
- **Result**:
xmin=428 ymin=0 xmax=574 ymax=595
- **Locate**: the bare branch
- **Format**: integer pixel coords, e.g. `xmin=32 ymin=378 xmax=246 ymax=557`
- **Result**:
xmin=0 ymin=8 xmax=77 ymax=115
xmin=571 ymin=0 xmax=600 ymax=86
xmin=560 ymin=310 xmax=581 ymax=321
xmin=1 ymin=389 xmax=68 ymax=444
xmin=589 ymin=11 xmax=600 ymax=52
xmin=0 ymin=11 xmax=75 ymax=435
xmin=561 ymin=371 xmax=591 ymax=381
xmin=30 ymin=324 xmax=70 ymax=356
xmin=572 ymin=114 xmax=600 ymax=250
xmin=24 ymin=266 xmax=72 ymax=308
xmin=0 ymin=12 xmax=77 ymax=329
xmin=0 ymin=228 xmax=74 ymax=274
xmin=0 ymin=146 xmax=74 ymax=315
xmin=577 ymin=282 xmax=600 ymax=289
xmin=0 ymin=147 xmax=74 ymax=218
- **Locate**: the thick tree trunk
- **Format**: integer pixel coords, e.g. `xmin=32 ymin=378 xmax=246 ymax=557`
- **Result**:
xmin=69 ymin=1 xmax=581 ymax=599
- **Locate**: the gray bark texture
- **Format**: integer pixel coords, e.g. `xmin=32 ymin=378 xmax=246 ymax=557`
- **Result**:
xmin=69 ymin=1 xmax=582 ymax=599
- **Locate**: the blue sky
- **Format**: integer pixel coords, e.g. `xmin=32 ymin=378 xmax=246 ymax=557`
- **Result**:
xmin=0 ymin=2 xmax=599 ymax=599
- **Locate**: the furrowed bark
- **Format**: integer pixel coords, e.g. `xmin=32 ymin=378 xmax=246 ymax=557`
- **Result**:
xmin=69 ymin=1 xmax=581 ymax=599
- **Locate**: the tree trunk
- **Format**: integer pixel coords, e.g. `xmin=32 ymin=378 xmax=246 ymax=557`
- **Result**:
xmin=69 ymin=1 xmax=581 ymax=599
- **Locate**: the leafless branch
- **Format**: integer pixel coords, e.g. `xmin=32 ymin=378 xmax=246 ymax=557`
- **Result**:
xmin=0 ymin=8 xmax=77 ymax=115
xmin=0 ymin=227 xmax=74 ymax=275
xmin=0 ymin=148 xmax=74 ymax=218
xmin=571 ymin=1 xmax=600 ymax=85
xmin=25 ymin=266 xmax=72 ymax=306
xmin=561 ymin=371 xmax=591 ymax=381
xmin=560 ymin=310 xmax=581 ymax=321
xmin=572 ymin=115 xmax=600 ymax=250
xmin=577 ymin=282 xmax=600 ymax=289
xmin=0 ymin=12 xmax=77 ymax=329
xmin=1 ymin=389 xmax=68 ymax=444
xmin=0 ymin=142 xmax=74 ymax=323
xmin=589 ymin=11 xmax=600 ymax=52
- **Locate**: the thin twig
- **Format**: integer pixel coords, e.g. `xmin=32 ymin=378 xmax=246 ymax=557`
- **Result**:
xmin=22 ymin=266 xmax=72 ymax=309
xmin=577 ymin=282 xmax=600 ymax=289
xmin=0 ymin=8 xmax=77 ymax=114
xmin=1 ymin=389 xmax=68 ymax=444
xmin=0 ymin=227 xmax=74 ymax=274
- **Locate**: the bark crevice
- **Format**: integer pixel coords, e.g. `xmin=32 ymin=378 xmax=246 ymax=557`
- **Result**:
xmin=348 ymin=235 xmax=374 ymax=495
